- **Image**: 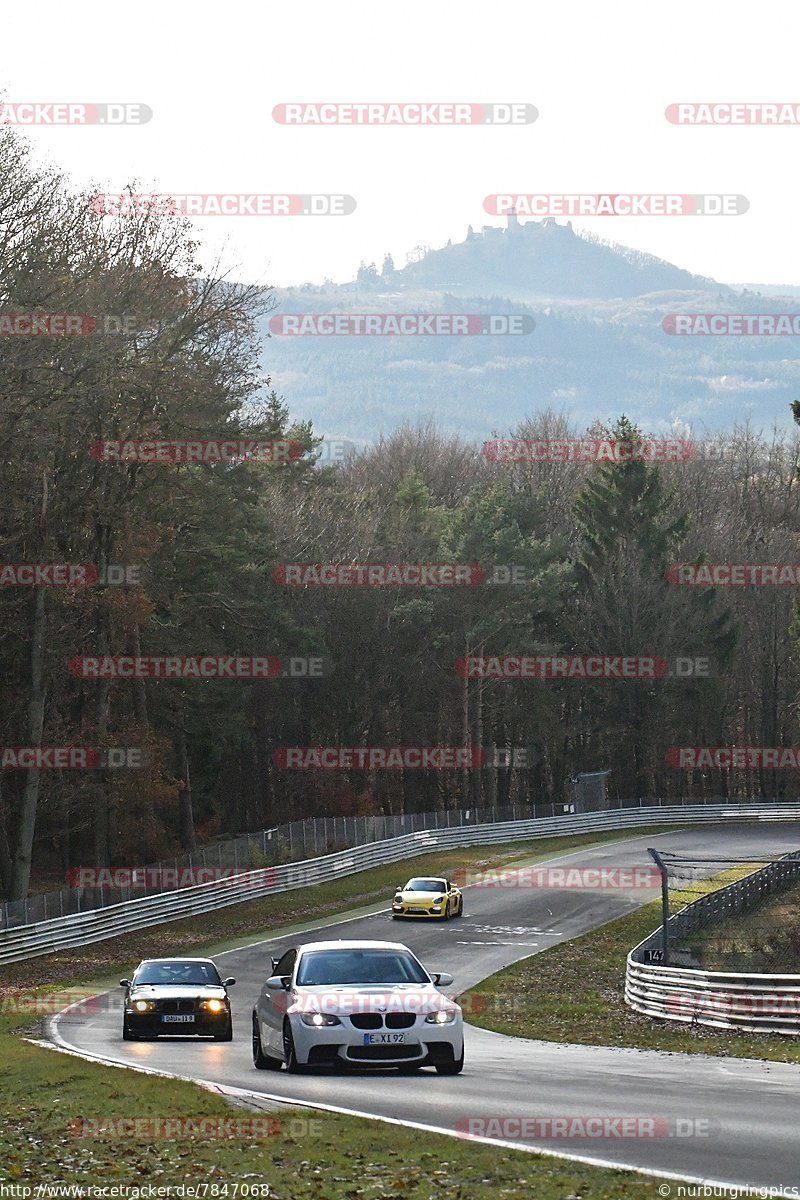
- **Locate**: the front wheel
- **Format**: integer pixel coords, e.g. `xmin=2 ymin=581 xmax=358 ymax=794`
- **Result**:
xmin=214 ymin=1018 xmax=233 ymax=1042
xmin=253 ymin=1014 xmax=282 ymax=1069
xmin=283 ymin=1020 xmax=306 ymax=1073
xmin=442 ymin=901 xmax=451 ymax=921
xmin=435 ymin=1047 xmax=464 ymax=1075
xmin=122 ymin=1021 xmax=136 ymax=1041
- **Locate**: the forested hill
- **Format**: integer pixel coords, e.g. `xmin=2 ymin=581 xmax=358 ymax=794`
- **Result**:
xmin=258 ymin=222 xmax=795 ymax=445
xmin=373 ymin=218 xmax=726 ymax=300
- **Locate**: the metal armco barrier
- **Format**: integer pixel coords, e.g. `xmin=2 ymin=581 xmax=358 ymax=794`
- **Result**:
xmin=3 ymin=802 xmax=800 ymax=965
xmin=626 ymin=845 xmax=800 ymax=1034
xmin=625 ymin=957 xmax=800 ymax=1035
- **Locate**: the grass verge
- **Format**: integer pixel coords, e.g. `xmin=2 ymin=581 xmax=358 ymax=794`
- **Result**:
xmin=0 ymin=826 xmax=677 ymax=992
xmin=0 ymin=828 xmax=680 ymax=1196
xmin=1 ymin=1011 xmax=672 ymax=1197
xmin=687 ymin=876 xmax=800 ymax=972
xmin=468 ymin=898 xmax=800 ymax=1063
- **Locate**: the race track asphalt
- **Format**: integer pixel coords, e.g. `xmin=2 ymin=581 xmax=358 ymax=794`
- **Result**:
xmin=50 ymin=823 xmax=800 ymax=1191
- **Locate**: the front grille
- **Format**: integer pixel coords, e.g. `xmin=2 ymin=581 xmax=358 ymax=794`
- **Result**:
xmin=385 ymin=1013 xmax=415 ymax=1029
xmin=347 ymin=1044 xmax=421 ymax=1060
xmin=156 ymin=999 xmax=195 ymax=1014
xmin=349 ymin=1014 xmax=383 ymax=1030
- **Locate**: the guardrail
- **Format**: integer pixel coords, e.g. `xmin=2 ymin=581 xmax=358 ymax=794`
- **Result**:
xmin=4 ymin=802 xmax=800 ymax=966
xmin=626 ymin=848 xmax=800 ymax=1034
xmin=2 ymin=794 xmax=772 ymax=932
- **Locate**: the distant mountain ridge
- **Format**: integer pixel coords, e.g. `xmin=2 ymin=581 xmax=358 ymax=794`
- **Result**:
xmin=257 ymin=219 xmax=797 ymax=443
xmin=370 ymin=215 xmax=727 ymax=300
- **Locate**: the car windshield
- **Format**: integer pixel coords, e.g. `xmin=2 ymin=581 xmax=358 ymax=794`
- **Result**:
xmin=295 ymin=949 xmax=430 ymax=986
xmin=405 ymin=879 xmax=446 ymax=892
xmin=134 ymin=962 xmax=221 ymax=986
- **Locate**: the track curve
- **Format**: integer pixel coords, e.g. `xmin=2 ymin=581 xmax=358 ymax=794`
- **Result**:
xmin=50 ymin=824 xmax=800 ymax=1191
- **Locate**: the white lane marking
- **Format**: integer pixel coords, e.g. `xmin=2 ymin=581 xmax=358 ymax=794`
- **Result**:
xmin=210 ymin=829 xmax=684 ymax=958
xmin=457 ymin=941 xmax=541 ymax=947
xmin=27 ymin=1035 xmax=770 ymax=1195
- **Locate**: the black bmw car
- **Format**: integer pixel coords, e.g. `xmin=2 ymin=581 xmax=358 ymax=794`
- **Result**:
xmin=120 ymin=957 xmax=235 ymax=1041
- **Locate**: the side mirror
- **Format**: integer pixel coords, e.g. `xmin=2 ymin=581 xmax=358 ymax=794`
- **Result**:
xmin=119 ymin=979 xmax=131 ymax=988
xmin=223 ymin=977 xmax=236 ymax=987
xmin=432 ymin=972 xmax=454 ymax=987
xmin=265 ymin=975 xmax=290 ymax=991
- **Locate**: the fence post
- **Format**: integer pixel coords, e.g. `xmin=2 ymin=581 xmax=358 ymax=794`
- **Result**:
xmin=649 ymin=848 xmax=669 ymax=967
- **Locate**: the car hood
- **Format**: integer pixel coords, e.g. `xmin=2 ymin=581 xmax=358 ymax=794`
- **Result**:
xmin=288 ymin=984 xmax=457 ymax=1017
xmin=129 ymin=984 xmax=227 ymax=1001
xmin=398 ymin=890 xmax=446 ymax=902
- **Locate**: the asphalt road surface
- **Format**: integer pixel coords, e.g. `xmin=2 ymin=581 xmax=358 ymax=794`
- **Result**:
xmin=50 ymin=823 xmax=800 ymax=1191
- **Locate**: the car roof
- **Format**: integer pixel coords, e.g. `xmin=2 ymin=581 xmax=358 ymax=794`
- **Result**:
xmin=296 ymin=940 xmax=415 ymax=953
xmin=405 ymin=876 xmax=447 ymax=884
xmin=137 ymin=957 xmax=217 ymax=966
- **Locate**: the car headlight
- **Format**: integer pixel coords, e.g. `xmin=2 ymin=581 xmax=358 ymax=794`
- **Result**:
xmin=394 ymin=894 xmax=403 ymax=903
xmin=431 ymin=897 xmax=443 ymax=905
xmin=425 ymin=1008 xmax=457 ymax=1024
xmin=202 ymin=999 xmax=226 ymax=1013
xmin=132 ymin=999 xmax=155 ymax=1013
xmin=300 ymin=1012 xmax=342 ymax=1027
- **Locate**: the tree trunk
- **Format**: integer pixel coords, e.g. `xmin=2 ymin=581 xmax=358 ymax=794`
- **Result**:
xmin=461 ymin=632 xmax=470 ymax=808
xmin=92 ymin=526 xmax=112 ymax=867
xmin=177 ymin=727 xmax=196 ymax=851
xmin=0 ymin=779 xmax=14 ymax=897
xmin=9 ymin=586 xmax=47 ymax=900
xmin=130 ymin=622 xmax=149 ymax=728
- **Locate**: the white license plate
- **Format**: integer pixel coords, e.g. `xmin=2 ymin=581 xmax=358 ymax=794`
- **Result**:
xmin=162 ymin=1014 xmax=194 ymax=1023
xmin=364 ymin=1032 xmax=406 ymax=1045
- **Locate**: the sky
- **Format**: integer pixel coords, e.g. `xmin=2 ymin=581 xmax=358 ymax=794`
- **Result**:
xmin=2 ymin=0 xmax=800 ymax=290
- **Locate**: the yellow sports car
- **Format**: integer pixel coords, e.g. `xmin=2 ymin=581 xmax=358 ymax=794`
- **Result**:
xmin=391 ymin=876 xmax=463 ymax=920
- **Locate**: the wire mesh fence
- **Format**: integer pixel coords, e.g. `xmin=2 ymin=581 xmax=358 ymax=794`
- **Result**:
xmin=0 ymin=792 xmax=786 ymax=931
xmin=646 ymin=849 xmax=800 ymax=971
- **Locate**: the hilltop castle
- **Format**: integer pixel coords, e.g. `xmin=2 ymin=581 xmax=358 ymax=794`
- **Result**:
xmin=466 ymin=208 xmax=574 ymax=240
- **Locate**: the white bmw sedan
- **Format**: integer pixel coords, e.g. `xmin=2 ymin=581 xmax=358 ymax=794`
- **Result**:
xmin=252 ymin=939 xmax=464 ymax=1074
